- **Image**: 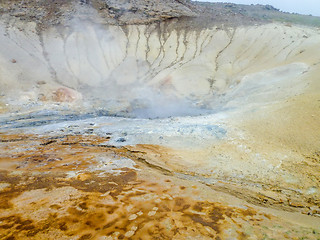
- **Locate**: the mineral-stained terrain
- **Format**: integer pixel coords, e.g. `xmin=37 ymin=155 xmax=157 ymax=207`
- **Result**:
xmin=0 ymin=0 xmax=320 ymax=239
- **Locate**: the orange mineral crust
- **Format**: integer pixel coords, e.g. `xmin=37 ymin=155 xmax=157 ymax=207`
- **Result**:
xmin=0 ymin=133 xmax=319 ymax=239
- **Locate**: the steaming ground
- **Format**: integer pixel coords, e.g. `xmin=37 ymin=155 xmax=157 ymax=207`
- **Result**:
xmin=1 ymin=11 xmax=320 ymax=239
xmin=1 ymin=17 xmax=319 ymax=118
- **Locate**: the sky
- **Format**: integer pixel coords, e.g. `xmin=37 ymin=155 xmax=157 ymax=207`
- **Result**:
xmin=193 ymin=0 xmax=320 ymax=17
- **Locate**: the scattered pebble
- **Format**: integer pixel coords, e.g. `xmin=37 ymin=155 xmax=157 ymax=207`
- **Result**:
xmin=116 ymin=137 xmax=126 ymax=143
xmin=125 ymin=230 xmax=135 ymax=238
xmin=148 ymin=210 xmax=157 ymax=216
xmin=128 ymin=214 xmax=137 ymax=220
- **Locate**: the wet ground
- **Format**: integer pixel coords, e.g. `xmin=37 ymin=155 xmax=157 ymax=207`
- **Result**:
xmin=0 ymin=132 xmax=319 ymax=240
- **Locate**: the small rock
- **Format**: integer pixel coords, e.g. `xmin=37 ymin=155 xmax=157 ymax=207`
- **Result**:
xmin=84 ymin=129 xmax=94 ymax=134
xmin=125 ymin=230 xmax=135 ymax=238
xmin=288 ymin=200 xmax=305 ymax=208
xmin=147 ymin=210 xmax=157 ymax=216
xmin=14 ymin=11 xmax=26 ymax=17
xmin=11 ymin=59 xmax=17 ymax=63
xmin=37 ymin=81 xmax=47 ymax=85
xmin=116 ymin=138 xmax=126 ymax=143
xmin=128 ymin=214 xmax=137 ymax=221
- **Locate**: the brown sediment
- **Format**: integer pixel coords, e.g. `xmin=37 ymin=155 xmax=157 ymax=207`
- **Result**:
xmin=0 ymin=133 xmax=319 ymax=239
xmin=120 ymin=143 xmax=320 ymax=216
xmin=0 ymin=132 xmax=319 ymax=216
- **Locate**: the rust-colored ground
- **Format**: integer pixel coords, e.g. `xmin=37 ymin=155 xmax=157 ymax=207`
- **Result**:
xmin=0 ymin=133 xmax=319 ymax=239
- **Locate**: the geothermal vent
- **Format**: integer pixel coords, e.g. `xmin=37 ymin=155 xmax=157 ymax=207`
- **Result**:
xmin=1 ymin=9 xmax=318 ymax=119
xmin=0 ymin=1 xmax=320 ymax=239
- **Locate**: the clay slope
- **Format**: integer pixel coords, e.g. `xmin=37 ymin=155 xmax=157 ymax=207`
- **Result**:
xmin=0 ymin=16 xmax=319 ymax=116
